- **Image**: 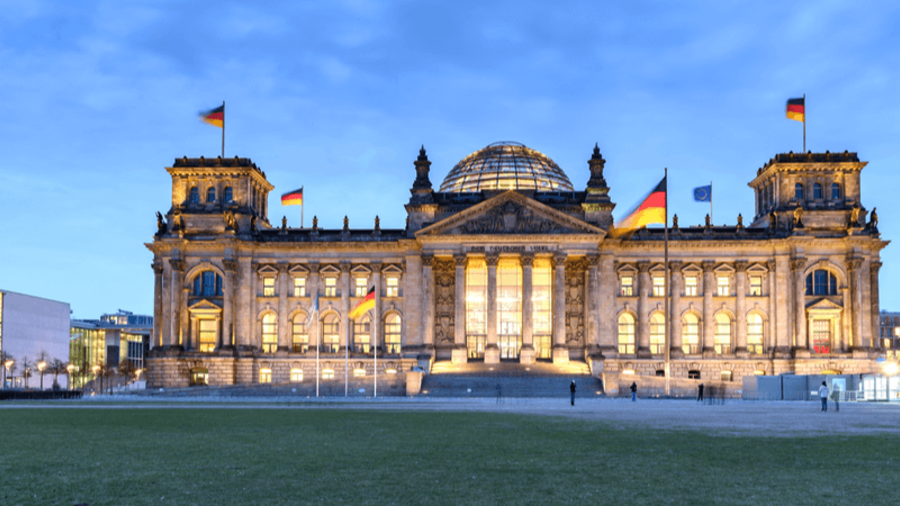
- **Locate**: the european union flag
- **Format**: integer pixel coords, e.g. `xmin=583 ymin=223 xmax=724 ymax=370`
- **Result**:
xmin=693 ymin=185 xmax=712 ymax=202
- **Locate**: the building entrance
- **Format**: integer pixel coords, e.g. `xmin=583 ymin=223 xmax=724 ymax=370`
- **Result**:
xmin=467 ymin=335 xmax=485 ymax=359
xmin=499 ymin=335 xmax=521 ymax=360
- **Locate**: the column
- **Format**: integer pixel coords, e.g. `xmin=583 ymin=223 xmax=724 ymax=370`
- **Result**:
xmin=340 ymin=262 xmax=350 ymax=351
xmin=637 ymin=261 xmax=651 ymax=356
xmin=249 ymin=262 xmax=258 ymax=349
xmin=422 ymin=254 xmax=435 ymax=351
xmin=485 ymin=253 xmax=500 ymax=364
xmin=584 ymin=254 xmax=600 ymax=358
xmin=669 ymin=261 xmax=683 ymax=357
xmin=840 ymin=286 xmax=850 ymax=352
xmin=152 ymin=262 xmax=164 ymax=348
xmin=452 ymin=254 xmax=468 ymax=364
xmin=767 ymin=260 xmax=778 ymax=355
xmin=222 ymin=259 xmax=237 ymax=349
xmin=701 ymin=260 xmax=715 ymax=354
xmin=774 ymin=256 xmax=791 ymax=356
xmin=598 ymin=253 xmax=616 ymax=352
xmin=869 ymin=260 xmax=882 ymax=350
xmin=371 ymin=262 xmax=382 ymax=353
xmin=236 ymin=257 xmax=252 ymax=349
xmin=520 ymin=254 xmax=535 ymax=364
xmin=180 ymin=287 xmax=189 ymax=349
xmin=404 ymin=254 xmax=423 ymax=350
xmin=277 ymin=263 xmax=289 ymax=352
xmin=308 ymin=262 xmax=320 ymax=351
xmin=847 ymin=256 xmax=865 ymax=349
xmin=551 ymin=252 xmax=568 ymax=364
xmin=188 ymin=316 xmax=198 ymax=351
xmin=168 ymin=259 xmax=185 ymax=349
xmin=791 ymin=257 xmax=807 ymax=352
xmin=735 ymin=261 xmax=748 ymax=355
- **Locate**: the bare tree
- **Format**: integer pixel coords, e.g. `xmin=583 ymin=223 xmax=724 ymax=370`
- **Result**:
xmin=49 ymin=358 xmax=67 ymax=389
xmin=37 ymin=350 xmax=49 ymax=390
xmin=20 ymin=356 xmax=32 ymax=389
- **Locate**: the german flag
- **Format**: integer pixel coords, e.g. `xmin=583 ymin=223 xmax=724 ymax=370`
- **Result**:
xmin=615 ymin=177 xmax=666 ymax=230
xmin=349 ymin=286 xmax=375 ymax=319
xmin=281 ymin=187 xmax=303 ymax=206
xmin=786 ymin=97 xmax=805 ymax=122
xmin=199 ymin=104 xmax=224 ymax=128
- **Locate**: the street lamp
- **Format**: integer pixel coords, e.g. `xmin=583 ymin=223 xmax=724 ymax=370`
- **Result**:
xmin=66 ymin=364 xmax=75 ymax=391
xmin=3 ymin=360 xmax=12 ymax=389
xmin=37 ymin=361 xmax=47 ymax=391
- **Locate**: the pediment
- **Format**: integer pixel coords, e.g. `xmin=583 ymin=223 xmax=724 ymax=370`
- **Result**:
xmin=747 ymin=262 xmax=769 ymax=273
xmin=188 ymin=299 xmax=223 ymax=314
xmin=416 ymin=191 xmax=604 ymax=237
xmin=257 ymin=264 xmax=278 ymax=275
xmin=289 ymin=264 xmax=309 ymax=274
xmin=807 ymin=298 xmax=843 ymax=311
xmin=682 ymin=263 xmax=702 ymax=274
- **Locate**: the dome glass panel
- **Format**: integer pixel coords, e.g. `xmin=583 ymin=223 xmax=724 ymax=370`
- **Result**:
xmin=439 ymin=142 xmax=574 ymax=193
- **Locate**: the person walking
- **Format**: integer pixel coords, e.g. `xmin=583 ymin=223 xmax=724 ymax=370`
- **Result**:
xmin=630 ymin=381 xmax=637 ymax=402
xmin=570 ymin=380 xmax=576 ymax=406
xmin=697 ymin=383 xmax=704 ymax=402
xmin=818 ymin=381 xmax=829 ymax=412
xmin=830 ymin=383 xmax=841 ymax=412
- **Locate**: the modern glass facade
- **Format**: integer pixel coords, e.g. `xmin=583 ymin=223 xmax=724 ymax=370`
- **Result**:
xmin=69 ymin=327 xmax=106 ymax=389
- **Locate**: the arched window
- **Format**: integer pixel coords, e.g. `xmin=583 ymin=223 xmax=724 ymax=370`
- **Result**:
xmin=747 ymin=313 xmax=764 ymax=354
xmin=813 ymin=182 xmax=823 ymax=199
xmin=261 ymin=313 xmax=277 ymax=353
xmin=192 ymin=271 xmax=223 ymax=297
xmin=795 ymin=183 xmax=804 ymax=200
xmin=384 ymin=313 xmax=401 ymax=354
xmin=189 ymin=187 xmax=200 ymax=204
xmin=353 ymin=314 xmax=371 ymax=353
xmin=682 ymin=313 xmax=700 ymax=354
xmin=322 ymin=313 xmax=340 ymax=353
xmin=650 ymin=313 xmax=665 ymax=354
xmin=292 ymin=313 xmax=308 ymax=353
xmin=617 ymin=313 xmax=635 ymax=354
xmin=831 ymin=183 xmax=841 ymax=200
xmin=207 ymin=187 xmax=216 ymax=203
xmin=714 ymin=313 xmax=732 ymax=354
xmin=806 ymin=269 xmax=838 ymax=295
xmin=224 ymin=187 xmax=233 ymax=203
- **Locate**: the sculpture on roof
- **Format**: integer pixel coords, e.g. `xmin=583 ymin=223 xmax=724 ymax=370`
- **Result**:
xmin=156 ymin=211 xmax=167 ymax=235
xmin=793 ymin=205 xmax=804 ymax=228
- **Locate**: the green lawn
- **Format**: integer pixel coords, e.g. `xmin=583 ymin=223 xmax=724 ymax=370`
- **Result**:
xmin=0 ymin=407 xmax=897 ymax=505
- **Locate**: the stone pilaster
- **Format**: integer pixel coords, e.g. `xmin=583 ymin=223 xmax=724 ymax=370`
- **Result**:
xmin=452 ymin=255 xmax=468 ymax=364
xmin=701 ymin=260 xmax=715 ymax=355
xmin=791 ymin=256 xmax=807 ymax=354
xmin=371 ymin=262 xmax=382 ymax=352
xmin=180 ymin=287 xmax=189 ymax=349
xmin=404 ymin=254 xmax=423 ymax=350
xmin=422 ymin=254 xmax=435 ymax=351
xmin=152 ymin=262 xmax=163 ymax=348
xmin=168 ymin=258 xmax=185 ymax=349
xmin=584 ymin=254 xmax=600 ymax=358
xmin=870 ymin=260 xmax=882 ymax=350
xmin=519 ymin=254 xmax=535 ymax=364
xmin=773 ymin=256 xmax=791 ymax=357
xmin=307 ymin=262 xmax=320 ymax=350
xmin=637 ymin=261 xmax=651 ymax=357
xmin=669 ymin=260 xmax=684 ymax=358
xmin=249 ymin=262 xmax=258 ymax=350
xmin=277 ymin=263 xmax=289 ymax=352
xmin=598 ymin=253 xmax=616 ymax=353
xmin=340 ymin=262 xmax=350 ymax=351
xmin=485 ymin=253 xmax=500 ymax=364
xmin=236 ymin=257 xmax=252 ymax=349
xmin=551 ymin=252 xmax=569 ymax=364
xmin=222 ymin=259 xmax=237 ymax=349
xmin=734 ymin=260 xmax=748 ymax=356
xmin=847 ymin=256 xmax=865 ymax=349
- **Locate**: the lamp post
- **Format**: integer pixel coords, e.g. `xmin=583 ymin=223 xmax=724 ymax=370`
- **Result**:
xmin=3 ymin=360 xmax=13 ymax=389
xmin=66 ymin=364 xmax=75 ymax=391
xmin=38 ymin=361 xmax=47 ymax=390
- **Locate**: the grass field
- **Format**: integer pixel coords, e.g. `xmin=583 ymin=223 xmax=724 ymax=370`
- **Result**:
xmin=1 ymin=406 xmax=897 ymax=505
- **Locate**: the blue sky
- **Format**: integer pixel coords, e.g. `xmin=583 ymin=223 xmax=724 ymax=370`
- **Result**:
xmin=2 ymin=1 xmax=899 ymax=318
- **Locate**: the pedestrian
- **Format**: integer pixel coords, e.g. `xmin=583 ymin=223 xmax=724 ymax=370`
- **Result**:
xmin=830 ymin=383 xmax=841 ymax=412
xmin=570 ymin=380 xmax=576 ymax=406
xmin=630 ymin=381 xmax=637 ymax=402
xmin=697 ymin=383 xmax=704 ymax=402
xmin=818 ymin=381 xmax=829 ymax=412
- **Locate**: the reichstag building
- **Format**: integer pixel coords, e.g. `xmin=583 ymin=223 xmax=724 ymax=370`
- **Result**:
xmin=146 ymin=142 xmax=887 ymax=389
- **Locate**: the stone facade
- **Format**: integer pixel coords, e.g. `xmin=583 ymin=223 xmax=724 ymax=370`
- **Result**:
xmin=146 ymin=146 xmax=888 ymax=390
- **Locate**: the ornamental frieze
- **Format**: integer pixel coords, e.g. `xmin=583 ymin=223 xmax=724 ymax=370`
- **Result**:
xmin=461 ymin=202 xmax=569 ymax=234
xmin=564 ymin=257 xmax=587 ymax=346
xmin=433 ymin=258 xmax=455 ymax=345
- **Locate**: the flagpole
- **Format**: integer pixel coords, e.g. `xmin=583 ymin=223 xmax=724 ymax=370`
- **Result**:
xmin=221 ymin=100 xmax=225 ymax=158
xmin=345 ymin=319 xmax=349 ymax=397
xmin=301 ymin=186 xmax=304 ymax=229
xmin=664 ymin=168 xmax=670 ymax=397
xmin=315 ymin=306 xmax=320 ymax=398
xmin=373 ymin=307 xmax=378 ymax=398
xmin=709 ymin=181 xmax=713 ymax=224
xmin=803 ymin=93 xmax=806 ymax=153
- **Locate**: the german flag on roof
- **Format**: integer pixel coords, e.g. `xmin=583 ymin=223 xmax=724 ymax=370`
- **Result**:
xmin=199 ymin=104 xmax=224 ymax=128
xmin=615 ymin=177 xmax=666 ymax=230
xmin=786 ymin=97 xmax=805 ymax=123
xmin=281 ymin=187 xmax=303 ymax=206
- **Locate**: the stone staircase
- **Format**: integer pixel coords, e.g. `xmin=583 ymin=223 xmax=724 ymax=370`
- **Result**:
xmin=420 ymin=361 xmax=604 ymax=398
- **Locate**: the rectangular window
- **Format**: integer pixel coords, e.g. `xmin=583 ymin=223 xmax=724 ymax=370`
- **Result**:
xmin=620 ymin=276 xmax=634 ymax=297
xmin=290 ymin=369 xmax=303 ymax=382
xmin=684 ymin=276 xmax=697 ymax=296
xmin=293 ymin=277 xmax=306 ymax=297
xmin=749 ymin=275 xmax=763 ymax=296
xmin=812 ymin=319 xmax=831 ymax=354
xmin=532 ymin=259 xmax=552 ymax=359
xmin=322 ymin=369 xmax=335 ymax=379
xmin=717 ymin=276 xmax=730 ymax=296
xmin=198 ymin=319 xmax=217 ymax=353
xmin=292 ymin=318 xmax=308 ymax=353
xmin=325 ymin=277 xmax=337 ymax=297
xmin=259 ymin=368 xmax=272 ymax=384
xmin=263 ymin=277 xmax=275 ymax=297
xmin=466 ymin=259 xmax=487 ymax=359
xmin=386 ymin=277 xmax=399 ymax=297
xmin=652 ymin=276 xmax=665 ymax=297
xmin=355 ymin=276 xmax=368 ymax=297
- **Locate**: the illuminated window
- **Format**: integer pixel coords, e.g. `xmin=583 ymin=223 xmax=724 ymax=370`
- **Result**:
xmin=497 ymin=258 xmax=522 ymax=360
xmin=806 ymin=270 xmax=837 ymax=295
xmin=617 ymin=313 xmax=635 ymax=354
xmin=813 ymin=182 xmax=823 ymax=199
xmin=322 ymin=314 xmax=339 ymax=353
xmin=812 ymin=319 xmax=831 ymax=354
xmin=717 ymin=276 xmax=730 ymax=296
xmin=532 ymin=259 xmax=552 ymax=360
xmin=353 ymin=315 xmax=370 ymax=353
xmin=386 ymin=277 xmax=399 ymax=297
xmin=384 ymin=313 xmax=401 ymax=354
xmin=189 ymin=187 xmax=199 ymax=203
xmin=224 ymin=186 xmax=233 ymax=203
xmin=720 ymin=370 xmax=733 ymax=382
xmin=355 ymin=276 xmax=368 ymax=297
xmin=714 ymin=313 xmax=732 ymax=354
xmin=290 ymin=369 xmax=303 ymax=382
xmin=193 ymin=271 xmax=223 ymax=297
xmin=684 ymin=276 xmax=697 ymax=296
xmin=324 ymin=277 xmax=337 ymax=297
xmin=620 ymin=276 xmax=634 ymax=297
xmin=259 ymin=368 xmax=272 ymax=384
xmin=189 ymin=368 xmax=208 ymax=386
xmin=831 ymin=183 xmax=841 ymax=200
xmin=466 ymin=259 xmax=487 ymax=359
xmin=747 ymin=313 xmax=764 ymax=354
xmin=750 ymin=275 xmax=763 ymax=296
xmin=207 ymin=187 xmax=216 ymax=203
xmin=682 ymin=313 xmax=700 ymax=354
xmin=322 ymin=368 xmax=335 ymax=379
xmin=198 ymin=319 xmax=217 ymax=352
xmin=354 ymin=368 xmax=366 ymax=378
xmin=263 ymin=277 xmax=275 ymax=297
xmin=650 ymin=313 xmax=665 ymax=354
xmin=293 ymin=277 xmax=306 ymax=297
xmin=292 ymin=314 xmax=308 ymax=353
xmin=262 ymin=313 xmax=277 ymax=353
xmin=795 ymin=183 xmax=804 ymax=200
xmin=652 ymin=276 xmax=665 ymax=297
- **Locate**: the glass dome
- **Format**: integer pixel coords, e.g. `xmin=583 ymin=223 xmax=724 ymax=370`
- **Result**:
xmin=439 ymin=142 xmax=574 ymax=193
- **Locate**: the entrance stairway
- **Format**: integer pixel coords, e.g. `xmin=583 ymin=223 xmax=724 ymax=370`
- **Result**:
xmin=420 ymin=361 xmax=603 ymax=398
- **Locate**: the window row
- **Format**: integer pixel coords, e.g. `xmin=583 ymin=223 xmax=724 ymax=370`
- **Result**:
xmin=261 ymin=276 xmax=400 ymax=298
xmin=188 ymin=186 xmax=233 ymax=204
xmin=617 ymin=312 xmax=767 ymax=355
xmin=619 ymin=274 xmax=764 ymax=297
xmin=795 ymin=181 xmax=842 ymax=201
xmin=259 ymin=312 xmax=402 ymax=355
xmin=191 ymin=365 xmax=401 ymax=386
